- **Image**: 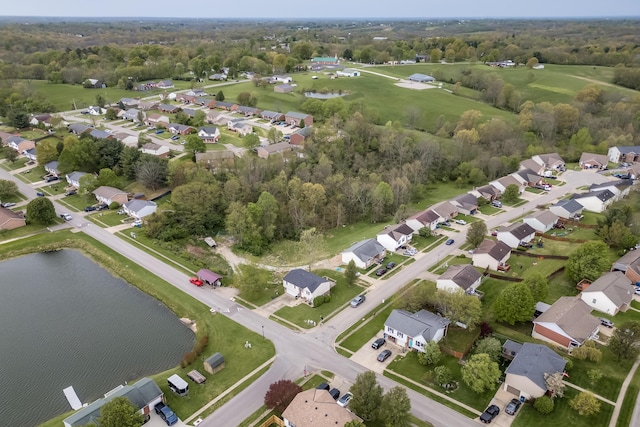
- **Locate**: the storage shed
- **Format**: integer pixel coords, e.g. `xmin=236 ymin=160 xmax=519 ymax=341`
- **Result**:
xmin=197 ymin=269 xmax=222 ymax=287
xmin=204 ymin=352 xmax=225 ymax=374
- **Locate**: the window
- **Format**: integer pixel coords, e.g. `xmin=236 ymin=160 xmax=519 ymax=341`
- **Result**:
xmin=592 ymin=298 xmax=597 ymax=304
xmin=397 ymin=332 xmax=404 ymax=338
xmin=387 ymin=327 xmax=395 ymax=334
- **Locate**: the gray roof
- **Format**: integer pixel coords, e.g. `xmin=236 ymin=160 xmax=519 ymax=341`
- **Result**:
xmin=93 ymin=186 xmax=127 ymax=200
xmin=124 ymin=199 xmax=157 ymax=213
xmin=377 ymin=223 xmax=414 ymax=240
xmin=453 ymin=193 xmax=478 ymax=210
xmin=45 ymin=160 xmax=59 ymax=170
xmin=579 ymin=152 xmax=608 ymax=165
xmin=506 ymin=343 xmax=566 ymax=391
xmin=502 ymin=339 xmax=523 ymax=357
xmin=182 ymin=108 xmax=197 ymax=117
xmin=90 ymin=129 xmax=111 ymax=139
xmin=214 ymin=101 xmax=236 ymax=109
xmin=526 ymin=210 xmax=558 ymax=226
xmin=474 ymin=239 xmax=511 ymax=261
xmin=582 ymin=271 xmax=633 ymax=308
xmin=615 ymin=145 xmax=640 ymax=154
xmin=159 ymin=103 xmax=180 ymax=111
xmin=236 ymin=106 xmax=260 ymax=114
xmin=551 ymin=199 xmax=583 ymax=214
xmin=262 ymin=110 xmax=284 ymax=119
xmin=67 ymin=171 xmax=87 ymax=182
xmin=590 ymin=180 xmax=633 ymax=192
xmin=205 ymin=352 xmax=225 ymax=369
xmin=68 ymin=123 xmax=92 ymax=133
xmin=343 ymin=238 xmax=386 ymax=263
xmin=285 ymin=111 xmax=310 ymax=120
xmin=293 ymin=126 xmax=313 ymax=137
xmin=64 ymin=377 xmax=161 ymax=427
xmin=168 ymin=123 xmax=193 ymax=133
xmin=500 ymin=222 xmax=536 ymax=240
xmin=475 ymin=185 xmax=500 ymax=198
xmin=534 ymin=297 xmax=600 ymax=344
xmin=438 ymin=264 xmax=482 ymax=290
xmin=535 ymin=153 xmax=564 ymax=167
xmin=516 ymin=168 xmax=541 ymax=183
xmin=572 ymin=189 xmax=615 ymax=203
xmin=385 ymin=309 xmax=450 ymax=341
xmin=283 ymin=269 xmax=328 ymax=293
xmin=199 ymin=126 xmax=219 ymax=135
xmin=408 ymin=73 xmax=435 ymax=81
xmin=520 ymin=158 xmax=543 ymax=172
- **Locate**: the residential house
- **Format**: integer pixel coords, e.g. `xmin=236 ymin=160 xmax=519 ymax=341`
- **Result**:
xmin=513 ymin=168 xmax=544 ymax=187
xmin=211 ymin=101 xmax=237 ymax=111
xmin=451 ymin=193 xmax=478 ymax=215
xmin=120 ymin=108 xmax=141 ymax=121
xmin=289 ymin=126 xmax=312 ymax=145
xmin=92 ymin=186 xmax=128 ymax=206
xmin=261 ymin=110 xmax=285 ymax=122
xmin=256 ymin=142 xmax=295 ymax=159
xmin=589 ymin=180 xmax=633 ymax=202
xmin=341 ymin=238 xmax=386 ymax=269
xmin=384 ymin=309 xmax=451 ymax=352
xmin=137 ymin=101 xmax=159 ymax=111
xmin=68 ymin=123 xmax=92 ymax=135
xmin=612 ymin=250 xmax=640 ymax=284
xmin=608 ymin=145 xmax=640 ymax=163
xmin=65 ymin=171 xmax=87 ymax=189
xmin=83 ymin=78 xmax=105 ymax=89
xmin=44 ymin=161 xmax=60 ymax=177
xmin=274 ymin=84 xmax=295 ymax=93
xmin=89 ymin=129 xmax=112 ymax=139
xmin=471 ymin=184 xmax=501 ymax=201
xmin=431 ymin=201 xmax=459 ymax=222
xmin=198 ymin=126 xmax=221 ymax=143
xmin=186 ymin=89 xmax=207 ymax=97
xmin=24 ymin=148 xmax=37 ymax=162
xmin=182 ymin=108 xmax=197 ymax=118
xmin=406 ymin=209 xmax=440 ymax=232
xmin=195 ymin=96 xmax=214 ymax=106
xmin=496 ymin=223 xmax=536 ymax=248
xmin=285 ymin=111 xmax=313 ymax=127
xmin=376 ymin=223 xmax=414 ymax=252
xmin=123 ymin=199 xmax=158 ymax=220
xmin=503 ymin=343 xmax=567 ymax=400
xmin=549 ymin=199 xmax=584 ymax=220
xmin=140 ymin=143 xmax=170 ymax=158
xmin=206 ymin=110 xmax=225 ymax=124
xmin=195 ymin=151 xmax=236 ymax=170
xmin=436 ymin=264 xmax=483 ymax=294
xmin=571 ymin=189 xmax=615 ymax=213
xmin=167 ymin=123 xmax=194 ymax=135
xmin=627 ymin=163 xmax=640 ymax=180
xmin=519 ymin=159 xmax=545 ymax=176
xmin=502 ymin=339 xmax=522 ymax=361
xmin=282 ymin=269 xmax=333 ymax=302
xmin=158 ymin=104 xmax=181 ymax=114
xmin=236 ymin=106 xmax=261 ymax=117
xmin=532 ymin=296 xmax=600 ymax=350
xmin=176 ymin=94 xmax=197 ymax=104
xmin=408 ymin=73 xmax=435 ymax=83
xmin=532 ymin=153 xmax=566 ymax=172
xmin=228 ymin=120 xmax=253 ymax=137
xmin=63 ymin=377 xmax=163 ymax=427
xmin=523 ymin=211 xmax=558 ymax=233
xmin=282 ymin=389 xmax=362 ymax=427
xmin=29 ymin=113 xmax=52 ymax=127
xmin=336 ymin=68 xmax=360 ymax=77
xmin=156 ymin=79 xmax=174 ymax=89
xmin=272 ymin=75 xmax=293 ymax=84
xmin=86 ymin=106 xmax=105 ymax=116
xmin=472 ymin=239 xmax=511 ymax=271
xmin=579 ymin=152 xmax=609 ymax=170
xmin=0 ymin=207 xmax=26 ymax=231
xmin=311 ymin=56 xmax=339 ymax=66
xmin=209 ymin=73 xmax=227 ymax=81
xmin=114 ymin=132 xmax=139 ymax=148
xmin=119 ymin=98 xmax=139 ymax=108
xmin=580 ymin=271 xmax=633 ymax=315
xmin=145 ymin=113 xmax=170 ymax=127
xmin=5 ymin=136 xmax=35 ymax=154
xmin=490 ymin=175 xmax=525 ymax=194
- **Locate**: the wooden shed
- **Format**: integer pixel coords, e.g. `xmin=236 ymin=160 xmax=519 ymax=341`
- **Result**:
xmin=204 ymin=352 xmax=225 ymax=374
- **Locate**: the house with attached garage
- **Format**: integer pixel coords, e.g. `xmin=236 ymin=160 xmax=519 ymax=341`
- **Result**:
xmin=472 ymin=239 xmax=511 ymax=271
xmin=571 ymin=189 xmax=615 ymax=213
xmin=119 ymin=97 xmax=139 ymax=108
xmin=227 ymin=120 xmax=253 ymax=137
xmin=532 ymin=152 xmax=566 ymax=172
xmin=137 ymin=100 xmax=159 ymax=111
xmin=65 ymin=171 xmax=87 ymax=189
xmin=384 ymin=309 xmax=450 ymax=352
xmin=24 ymin=148 xmax=37 ymax=162
xmin=92 ymin=186 xmax=128 ymax=206
xmin=119 ymin=108 xmax=141 ymax=122
xmin=490 ymin=175 xmax=525 ymax=194
xmin=63 ymin=377 xmax=164 ymax=427
xmin=496 ymin=222 xmax=536 ymax=248
xmin=589 ymin=180 xmax=633 ymax=202
xmin=158 ymin=103 xmax=181 ymax=114
xmin=145 ymin=113 xmax=170 ymax=128
xmin=451 ymin=193 xmax=478 ymax=215
xmin=431 ymin=201 xmax=459 ymax=222
xmin=513 ymin=168 xmax=544 ymax=187
xmin=156 ymin=79 xmax=174 ymax=89
xmin=523 ymin=210 xmax=558 ymax=233
xmin=29 ymin=113 xmax=52 ymax=127
xmin=285 ymin=111 xmax=313 ymax=127
xmin=198 ymin=126 xmax=221 ymax=143
xmin=580 ymin=271 xmax=633 ymax=315
xmin=68 ymin=123 xmax=93 ymax=135
xmin=282 ymin=389 xmax=362 ymax=427
xmin=471 ymin=184 xmax=501 ymax=201
xmin=236 ymin=106 xmax=261 ymax=117
xmin=123 ymin=199 xmax=157 ymax=220
xmin=612 ymin=250 xmax=640 ymax=284
xmin=282 ymin=269 xmax=333 ymax=302
xmin=436 ymin=264 xmax=483 ymax=294
xmin=341 ymin=238 xmax=386 ymax=269
xmin=167 ymin=123 xmax=194 ymax=135
xmin=44 ymin=161 xmax=61 ymax=177
xmin=532 ymin=296 xmax=600 ymax=350
xmin=0 ymin=207 xmax=26 ymax=231
xmin=140 ymin=143 xmax=170 ymax=158
xmin=608 ymin=145 xmax=640 ymax=163
xmin=503 ymin=343 xmax=567 ymax=400
xmin=211 ymin=101 xmax=238 ymax=111
xmin=376 ymin=223 xmax=414 ymax=252
xmin=519 ymin=159 xmax=546 ymax=176
xmin=289 ymin=126 xmax=312 ymax=145
xmin=6 ymin=135 xmax=35 ymax=153
xmin=579 ymin=152 xmax=609 ymax=170
xmin=89 ymin=129 xmax=112 ymax=139
xmin=549 ymin=198 xmax=584 ymax=220
xmin=261 ymin=110 xmax=285 ymax=122
xmin=406 ymin=209 xmax=440 ymax=232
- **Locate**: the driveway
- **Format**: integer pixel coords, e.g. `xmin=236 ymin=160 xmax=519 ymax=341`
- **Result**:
xmin=146 ymin=411 xmax=188 ymax=427
xmin=349 ymin=333 xmax=400 ymax=374
xmin=478 ymin=386 xmax=519 ymax=427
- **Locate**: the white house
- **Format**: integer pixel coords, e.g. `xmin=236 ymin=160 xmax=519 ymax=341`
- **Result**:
xmin=472 ymin=239 xmax=511 ymax=271
xmin=198 ymin=126 xmax=221 ymax=143
xmin=341 ymin=238 xmax=386 ymax=269
xmin=282 ymin=269 xmax=333 ymax=302
xmin=65 ymin=171 xmax=87 ymax=189
xmin=376 ymin=223 xmax=414 ymax=252
xmin=571 ymin=189 xmax=615 ymax=213
xmin=272 ymin=75 xmax=293 ymax=84
xmin=549 ymin=199 xmax=584 ymax=220
xmin=384 ymin=309 xmax=450 ymax=352
xmin=496 ymin=223 xmax=537 ymax=248
xmin=503 ymin=343 xmax=566 ymax=400
xmin=523 ymin=211 xmax=558 ymax=233
xmin=140 ymin=143 xmax=170 ymax=158
xmin=589 ymin=180 xmax=633 ymax=202
xmin=490 ymin=175 xmax=525 ymax=194
xmin=405 ymin=209 xmax=440 ymax=232
xmin=532 ymin=153 xmax=566 ymax=172
xmin=336 ymin=68 xmax=360 ymax=77
xmin=580 ymin=271 xmax=633 ymax=315
xmin=123 ymin=199 xmax=158 ymax=220
xmin=44 ymin=160 xmax=60 ymax=177
xmin=431 ymin=201 xmax=459 ymax=222
xmin=436 ymin=264 xmax=482 ymax=294
xmin=608 ymin=145 xmax=640 ymax=163
xmin=92 ymin=186 xmax=128 ymax=206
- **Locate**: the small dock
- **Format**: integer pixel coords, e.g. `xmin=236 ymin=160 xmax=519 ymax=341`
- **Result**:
xmin=63 ymin=386 xmax=82 ymax=410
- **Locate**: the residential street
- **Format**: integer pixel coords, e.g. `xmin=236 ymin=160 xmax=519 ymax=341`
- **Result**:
xmin=0 ymin=166 xmax=620 ymax=427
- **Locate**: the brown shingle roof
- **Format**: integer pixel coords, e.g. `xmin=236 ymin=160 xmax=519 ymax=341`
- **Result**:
xmin=475 ymin=239 xmax=511 ymax=262
xmin=439 ymin=264 xmax=482 ymax=290
xmin=582 ymin=271 xmax=633 ymax=308
xmin=282 ymin=389 xmax=362 ymax=427
xmin=534 ymin=297 xmax=600 ymax=344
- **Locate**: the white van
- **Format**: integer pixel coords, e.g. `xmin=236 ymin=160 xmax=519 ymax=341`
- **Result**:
xmin=168 ymin=374 xmax=189 ymax=396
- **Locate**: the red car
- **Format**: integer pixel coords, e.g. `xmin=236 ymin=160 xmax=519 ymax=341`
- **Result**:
xmin=189 ymin=277 xmax=204 ymax=287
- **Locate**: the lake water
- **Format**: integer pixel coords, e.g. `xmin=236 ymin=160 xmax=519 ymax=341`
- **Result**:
xmin=0 ymin=250 xmax=195 ymax=427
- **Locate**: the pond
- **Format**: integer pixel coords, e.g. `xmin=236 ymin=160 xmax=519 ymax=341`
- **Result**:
xmin=0 ymin=250 xmax=194 ymax=427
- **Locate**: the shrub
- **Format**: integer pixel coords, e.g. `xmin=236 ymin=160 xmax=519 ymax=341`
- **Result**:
xmin=313 ymin=296 xmax=325 ymax=307
xmin=109 ymin=202 xmax=120 ymax=210
xmin=534 ymin=395 xmax=554 ymax=414
xmin=572 ymin=341 xmax=602 ymax=362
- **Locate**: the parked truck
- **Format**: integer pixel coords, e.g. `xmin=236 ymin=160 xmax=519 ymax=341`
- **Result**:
xmin=154 ymin=402 xmax=178 ymax=426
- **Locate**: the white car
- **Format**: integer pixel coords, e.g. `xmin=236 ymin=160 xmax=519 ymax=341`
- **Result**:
xmin=455 ymin=219 xmax=467 ymax=225
xmin=337 ymin=392 xmax=353 ymax=407
xmin=60 ymin=213 xmax=72 ymax=221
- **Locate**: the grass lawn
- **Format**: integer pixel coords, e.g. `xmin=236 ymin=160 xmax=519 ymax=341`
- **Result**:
xmin=40 ymin=183 xmax=66 ymax=196
xmin=409 ymin=181 xmax=472 ymax=212
xmin=0 ymin=157 xmax=29 ymax=171
xmin=492 ymin=253 xmax=565 ymax=280
xmin=479 ymin=205 xmax=502 ymax=215
xmin=274 ymin=269 xmax=363 ymax=329
xmin=87 ymin=210 xmax=131 ymax=227
xmin=19 ymin=129 xmax=49 ymax=139
xmin=411 ymin=234 xmax=445 ymax=250
xmin=324 ymin=221 xmax=387 ymax=257
xmin=513 ymin=387 xmax=613 ymax=427
xmin=339 ymin=304 xmax=395 ymax=352
xmin=440 ymin=326 xmax=479 ymax=353
xmin=431 ymin=255 xmax=472 ymax=274
xmin=546 ymin=273 xmax=579 ymax=304
xmin=580 ymin=212 xmax=605 ymax=226
xmin=616 ymin=363 xmax=640 ymax=427
xmin=234 ymin=264 xmax=282 ymax=307
xmin=0 ymin=223 xmax=52 ymax=242
xmin=59 ymin=193 xmax=95 ymax=212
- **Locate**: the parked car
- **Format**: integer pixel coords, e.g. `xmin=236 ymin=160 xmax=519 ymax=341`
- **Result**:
xmin=64 ymin=190 xmax=77 ymax=196
xmin=505 ymin=398 xmax=521 ymax=415
xmin=455 ymin=219 xmax=467 ymax=225
xmin=190 ymin=277 xmax=204 ymax=287
xmin=60 ymin=213 xmax=72 ymax=221
xmin=328 ymin=388 xmax=340 ymax=400
xmin=1 ymin=202 xmax=16 ymax=208
xmin=154 ymin=402 xmax=178 ymax=426
xmin=45 ymin=176 xmax=59 ymax=182
xmin=635 ymin=288 xmax=640 ymax=296
xmin=36 ymin=192 xmax=45 ymax=197
xmin=599 ymin=318 xmax=614 ymax=328
xmin=155 ymin=129 xmax=164 ymax=134
xmin=350 ymin=295 xmax=366 ymax=307
xmin=377 ymin=349 xmax=392 ymax=362
xmin=375 ymin=268 xmax=387 ymax=276
xmin=491 ymin=200 xmax=502 ymax=208
xmin=171 ymin=135 xmax=180 ymax=140
xmin=337 ymin=392 xmax=353 ymax=407
xmin=316 ymin=382 xmax=330 ymax=391
xmin=446 ymin=239 xmax=455 ymax=245
xmin=371 ymin=338 xmax=386 ymax=349
xmin=479 ymin=404 xmax=500 ymax=423
xmin=96 ymin=204 xmax=109 ymax=211
xmin=386 ymin=261 xmax=396 ymax=269
xmin=84 ymin=206 xmax=97 ymax=212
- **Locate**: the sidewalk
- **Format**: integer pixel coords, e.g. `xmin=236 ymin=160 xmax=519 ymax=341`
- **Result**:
xmin=608 ymin=357 xmax=640 ymax=427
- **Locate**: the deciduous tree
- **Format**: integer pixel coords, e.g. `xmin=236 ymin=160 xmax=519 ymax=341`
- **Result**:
xmin=349 ymin=371 xmax=383 ymax=421
xmin=97 ymin=396 xmax=145 ymax=427
xmin=534 ymin=395 xmax=554 ymax=414
xmin=523 ymin=272 xmax=549 ymax=302
xmin=461 ymin=353 xmax=501 ymax=394
xmin=135 ymin=156 xmax=168 ymax=190
xmin=0 ymin=179 xmax=19 ymax=200
xmin=264 ymin=379 xmax=302 ymax=414
xmin=502 ymin=184 xmax=520 ymax=204
xmin=2 ymin=146 xmax=18 ymax=163
xmin=544 ymin=372 xmax=566 ymax=398
xmin=608 ymin=321 xmax=640 ymax=361
xmin=565 ymin=241 xmax=610 ymax=283
xmin=417 ymin=341 xmax=441 ymax=366
xmin=474 ymin=337 xmax=502 ymax=362
xmin=494 ymin=282 xmax=535 ymax=325
xmin=26 ymin=197 xmax=56 ymax=225
xmin=570 ymin=392 xmax=601 ymax=416
xmin=466 ymin=220 xmax=487 ymax=248
xmin=379 ymin=386 xmax=411 ymax=427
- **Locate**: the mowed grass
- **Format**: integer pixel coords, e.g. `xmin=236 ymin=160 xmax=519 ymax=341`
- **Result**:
xmin=339 ymin=304 xmax=395 ymax=352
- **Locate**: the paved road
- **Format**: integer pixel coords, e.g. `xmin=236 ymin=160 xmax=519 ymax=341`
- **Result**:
xmin=0 ymin=167 xmax=615 ymax=427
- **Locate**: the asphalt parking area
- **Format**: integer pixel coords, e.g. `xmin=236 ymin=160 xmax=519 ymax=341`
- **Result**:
xmin=349 ymin=333 xmax=399 ymax=373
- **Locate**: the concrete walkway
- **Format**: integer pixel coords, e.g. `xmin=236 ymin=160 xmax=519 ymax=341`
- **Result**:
xmin=608 ymin=356 xmax=640 ymax=427
xmin=563 ymin=380 xmax=616 ymax=406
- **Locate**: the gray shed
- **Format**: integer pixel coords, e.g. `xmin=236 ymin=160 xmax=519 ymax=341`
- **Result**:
xmin=204 ymin=352 xmax=225 ymax=374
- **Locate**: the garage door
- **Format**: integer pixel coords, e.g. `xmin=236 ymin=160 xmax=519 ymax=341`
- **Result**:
xmin=506 ymin=385 xmax=520 ymax=396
